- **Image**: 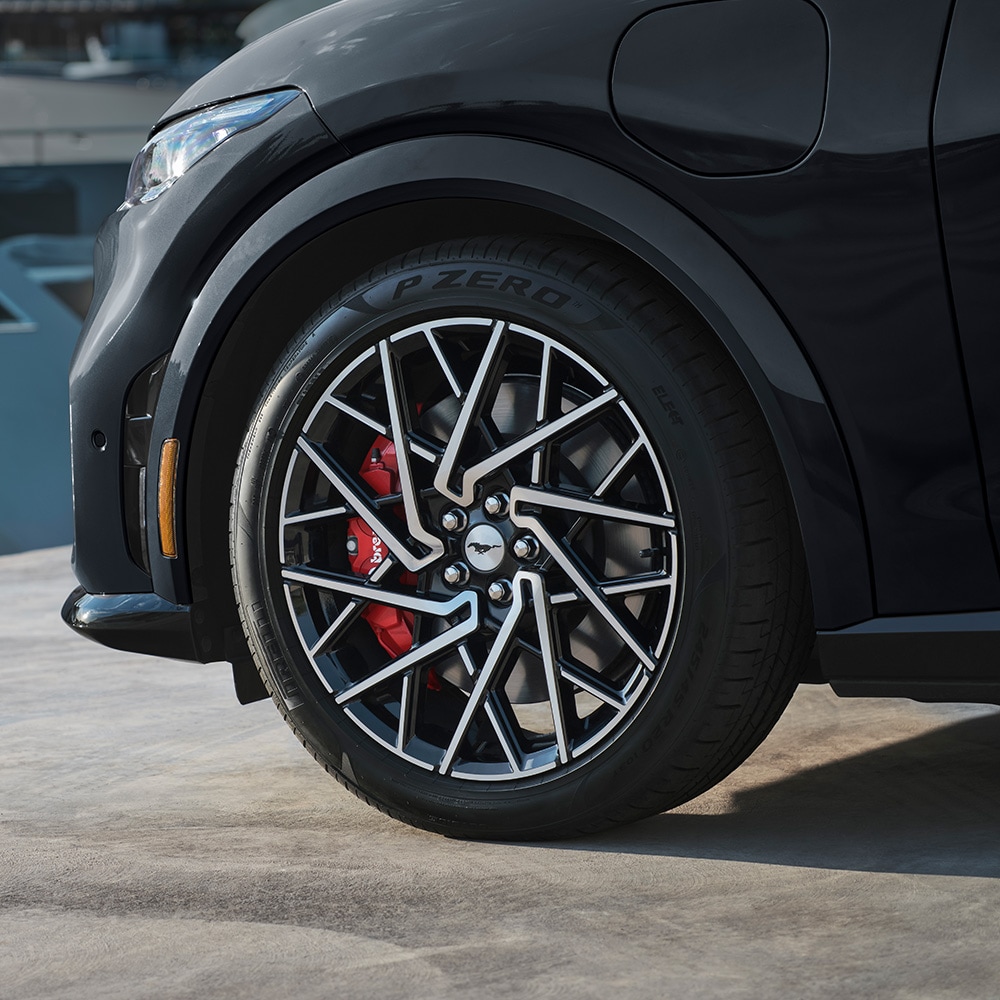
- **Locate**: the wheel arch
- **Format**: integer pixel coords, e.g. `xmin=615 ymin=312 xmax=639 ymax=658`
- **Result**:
xmin=146 ymin=135 xmax=871 ymax=663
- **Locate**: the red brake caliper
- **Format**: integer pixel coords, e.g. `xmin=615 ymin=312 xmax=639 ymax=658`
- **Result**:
xmin=346 ymin=435 xmax=417 ymax=658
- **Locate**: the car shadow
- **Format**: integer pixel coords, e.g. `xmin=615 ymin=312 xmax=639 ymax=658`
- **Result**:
xmin=554 ymin=710 xmax=1000 ymax=878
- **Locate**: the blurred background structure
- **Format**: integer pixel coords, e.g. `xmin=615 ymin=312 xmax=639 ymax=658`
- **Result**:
xmin=0 ymin=0 xmax=330 ymax=555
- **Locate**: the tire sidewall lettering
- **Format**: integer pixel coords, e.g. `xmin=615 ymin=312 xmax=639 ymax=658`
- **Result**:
xmin=375 ymin=266 xmax=590 ymax=324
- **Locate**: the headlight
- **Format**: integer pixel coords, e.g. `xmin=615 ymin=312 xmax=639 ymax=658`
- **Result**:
xmin=121 ymin=89 xmax=299 ymax=208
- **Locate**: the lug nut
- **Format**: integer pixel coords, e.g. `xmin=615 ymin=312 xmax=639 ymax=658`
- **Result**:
xmin=512 ymin=535 xmax=539 ymax=561
xmin=440 ymin=508 xmax=468 ymax=533
xmin=487 ymin=579 xmax=512 ymax=604
xmin=483 ymin=492 xmax=510 ymax=517
xmin=442 ymin=562 xmax=470 ymax=587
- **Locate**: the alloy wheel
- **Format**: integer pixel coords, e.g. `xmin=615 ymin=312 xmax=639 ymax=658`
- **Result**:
xmin=276 ymin=316 xmax=682 ymax=780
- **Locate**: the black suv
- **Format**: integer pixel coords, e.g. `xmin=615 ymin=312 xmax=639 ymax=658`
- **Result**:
xmin=63 ymin=0 xmax=1000 ymax=838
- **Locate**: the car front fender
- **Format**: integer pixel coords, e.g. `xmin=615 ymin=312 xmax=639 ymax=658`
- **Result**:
xmin=148 ymin=134 xmax=871 ymax=631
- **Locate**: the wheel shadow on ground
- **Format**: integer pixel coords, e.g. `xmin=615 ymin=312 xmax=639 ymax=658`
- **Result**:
xmin=558 ymin=711 xmax=1000 ymax=878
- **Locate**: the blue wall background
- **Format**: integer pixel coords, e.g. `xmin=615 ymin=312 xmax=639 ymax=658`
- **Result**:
xmin=0 ymin=163 xmax=128 ymax=555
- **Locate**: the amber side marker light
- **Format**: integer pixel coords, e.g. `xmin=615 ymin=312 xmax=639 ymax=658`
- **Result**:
xmin=158 ymin=438 xmax=180 ymax=559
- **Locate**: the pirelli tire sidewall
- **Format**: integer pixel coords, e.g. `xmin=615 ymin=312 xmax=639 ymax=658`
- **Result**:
xmin=232 ymin=253 xmax=735 ymax=836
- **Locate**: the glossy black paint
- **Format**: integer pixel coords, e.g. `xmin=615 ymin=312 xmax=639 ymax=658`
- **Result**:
xmin=61 ymin=586 xmax=200 ymax=661
xmin=164 ymin=0 xmax=642 ymax=155
xmin=64 ymin=0 xmax=1000 ymax=694
xmin=149 ymin=138 xmax=869 ymax=629
xmin=646 ymin=0 xmax=998 ymax=616
xmin=159 ymin=0 xmax=1000 ymax=616
xmin=933 ymin=0 xmax=1000 ymax=566
xmin=612 ymin=0 xmax=828 ymax=174
xmin=68 ymin=94 xmax=342 ymax=597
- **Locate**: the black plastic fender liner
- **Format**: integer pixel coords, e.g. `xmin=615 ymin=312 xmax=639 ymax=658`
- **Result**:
xmin=147 ymin=134 xmax=870 ymax=629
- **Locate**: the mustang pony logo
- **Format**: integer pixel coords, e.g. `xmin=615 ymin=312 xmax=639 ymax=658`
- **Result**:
xmin=468 ymin=541 xmax=501 ymax=555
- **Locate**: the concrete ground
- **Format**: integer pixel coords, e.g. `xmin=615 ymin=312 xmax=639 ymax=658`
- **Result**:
xmin=2 ymin=546 xmax=999 ymax=999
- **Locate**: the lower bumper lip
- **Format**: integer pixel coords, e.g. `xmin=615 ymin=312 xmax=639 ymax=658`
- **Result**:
xmin=61 ymin=586 xmax=202 ymax=661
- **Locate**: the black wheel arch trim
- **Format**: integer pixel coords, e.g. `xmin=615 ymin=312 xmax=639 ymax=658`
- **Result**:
xmin=146 ymin=134 xmax=871 ymax=631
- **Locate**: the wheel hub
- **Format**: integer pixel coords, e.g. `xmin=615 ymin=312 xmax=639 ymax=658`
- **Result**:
xmin=463 ymin=523 xmax=506 ymax=573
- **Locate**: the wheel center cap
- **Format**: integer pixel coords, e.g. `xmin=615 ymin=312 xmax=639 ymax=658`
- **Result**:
xmin=464 ymin=524 xmax=506 ymax=572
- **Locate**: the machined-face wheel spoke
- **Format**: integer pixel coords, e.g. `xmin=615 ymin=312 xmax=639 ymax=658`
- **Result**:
xmin=423 ymin=327 xmax=464 ymax=398
xmin=309 ymin=600 xmax=363 ymax=657
xmin=397 ymin=670 xmax=419 ymax=751
xmin=600 ymin=573 xmax=674 ymax=596
xmin=510 ymin=513 xmax=660 ymax=671
xmin=484 ymin=695 xmax=525 ymax=772
xmin=432 ymin=322 xmax=620 ymax=504
xmin=558 ymin=660 xmax=635 ymax=709
xmin=439 ymin=574 xmax=530 ymax=773
xmin=282 ymin=505 xmax=351 ymax=526
xmin=546 ymin=573 xmax=674 ymax=604
xmin=336 ymin=611 xmax=481 ymax=705
xmin=278 ymin=315 xmax=682 ymax=781
xmin=457 ymin=387 xmax=620 ymax=499
xmin=511 ymin=485 xmax=676 ymax=532
xmin=295 ymin=435 xmax=442 ymax=572
xmin=282 ymin=565 xmax=473 ymax=617
xmin=434 ymin=319 xmax=507 ymax=504
xmin=281 ymin=565 xmax=482 ymax=707
xmin=379 ymin=340 xmax=444 ymax=556
xmin=529 ymin=574 xmax=570 ymax=764
xmin=322 ymin=394 xmax=390 ymax=436
xmin=593 ymin=438 xmax=644 ymax=497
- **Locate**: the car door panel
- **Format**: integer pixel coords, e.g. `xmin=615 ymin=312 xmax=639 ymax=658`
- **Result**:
xmin=933 ymin=0 xmax=1000 ymax=578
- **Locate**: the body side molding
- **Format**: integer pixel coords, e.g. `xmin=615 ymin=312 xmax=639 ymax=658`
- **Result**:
xmin=820 ymin=611 xmax=1000 ymax=702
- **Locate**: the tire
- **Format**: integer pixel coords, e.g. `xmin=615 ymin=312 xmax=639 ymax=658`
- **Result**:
xmin=230 ymin=235 xmax=812 ymax=839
